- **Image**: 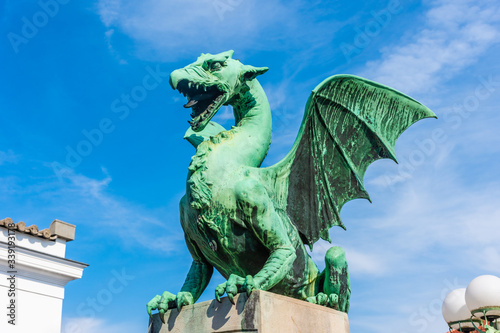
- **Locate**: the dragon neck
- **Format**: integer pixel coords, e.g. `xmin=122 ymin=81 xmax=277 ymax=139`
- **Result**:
xmin=187 ymin=79 xmax=271 ymax=211
xmin=227 ymin=78 xmax=272 ymax=167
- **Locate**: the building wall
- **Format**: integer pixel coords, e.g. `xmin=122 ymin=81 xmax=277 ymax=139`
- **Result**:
xmin=0 ymin=221 xmax=87 ymax=333
xmin=0 ymin=277 xmax=63 ymax=333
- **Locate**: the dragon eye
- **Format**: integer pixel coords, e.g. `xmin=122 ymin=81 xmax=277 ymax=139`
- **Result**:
xmin=210 ymin=62 xmax=222 ymax=71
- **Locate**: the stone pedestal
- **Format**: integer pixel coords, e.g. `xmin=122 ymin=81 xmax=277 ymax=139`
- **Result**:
xmin=148 ymin=290 xmax=350 ymax=333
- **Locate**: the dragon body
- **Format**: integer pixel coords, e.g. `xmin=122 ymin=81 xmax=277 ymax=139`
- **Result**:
xmin=147 ymin=50 xmax=435 ymax=319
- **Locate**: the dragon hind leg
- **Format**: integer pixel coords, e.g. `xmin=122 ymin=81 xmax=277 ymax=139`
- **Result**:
xmin=307 ymin=246 xmax=350 ymax=313
xmin=324 ymin=246 xmax=350 ymax=313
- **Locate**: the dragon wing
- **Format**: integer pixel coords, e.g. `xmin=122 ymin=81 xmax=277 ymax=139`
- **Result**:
xmin=259 ymin=75 xmax=436 ymax=247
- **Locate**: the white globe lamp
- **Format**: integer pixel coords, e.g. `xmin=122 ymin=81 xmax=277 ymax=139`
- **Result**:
xmin=443 ymin=288 xmax=481 ymax=332
xmin=465 ymin=275 xmax=500 ymax=322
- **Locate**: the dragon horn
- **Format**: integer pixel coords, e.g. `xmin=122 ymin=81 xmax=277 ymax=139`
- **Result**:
xmin=241 ymin=65 xmax=269 ymax=81
xmin=219 ymin=50 xmax=234 ymax=59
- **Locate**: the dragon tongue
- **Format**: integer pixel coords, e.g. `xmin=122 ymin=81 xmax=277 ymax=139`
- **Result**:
xmin=183 ymin=99 xmax=198 ymax=108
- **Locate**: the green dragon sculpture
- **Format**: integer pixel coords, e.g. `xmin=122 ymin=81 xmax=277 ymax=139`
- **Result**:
xmin=147 ymin=50 xmax=436 ymax=320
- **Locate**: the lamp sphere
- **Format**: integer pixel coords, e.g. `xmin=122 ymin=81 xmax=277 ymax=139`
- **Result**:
xmin=465 ymin=275 xmax=500 ymax=319
xmin=442 ymin=288 xmax=475 ymax=330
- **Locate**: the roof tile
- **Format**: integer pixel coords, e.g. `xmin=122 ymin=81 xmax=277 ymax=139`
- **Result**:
xmin=1 ymin=217 xmax=57 ymax=240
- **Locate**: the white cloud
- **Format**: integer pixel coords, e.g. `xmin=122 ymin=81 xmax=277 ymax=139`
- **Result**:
xmin=96 ymin=0 xmax=296 ymax=61
xmin=95 ymin=0 xmax=345 ymax=62
xmin=62 ymin=317 xmax=142 ymax=333
xmin=340 ymin=174 xmax=500 ymax=332
xmin=57 ymin=169 xmax=185 ymax=252
xmin=98 ymin=0 xmax=121 ymax=27
xmin=0 ymin=158 xmax=184 ymax=253
xmin=309 ymin=241 xmax=389 ymax=276
xmin=345 ymin=248 xmax=389 ymax=276
xmin=63 ymin=318 xmax=103 ymax=333
xmin=0 ymin=150 xmax=18 ymax=165
xmin=344 ymin=0 xmax=500 ymax=283
xmin=361 ymin=0 xmax=500 ymax=95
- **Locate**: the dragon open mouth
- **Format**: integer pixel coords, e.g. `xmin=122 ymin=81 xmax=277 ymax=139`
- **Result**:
xmin=176 ymin=79 xmax=226 ymax=131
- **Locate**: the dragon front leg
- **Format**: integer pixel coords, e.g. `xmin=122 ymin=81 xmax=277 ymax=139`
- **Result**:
xmin=247 ymin=245 xmax=296 ymax=292
xmin=215 ymin=245 xmax=296 ymax=304
xmin=147 ymin=236 xmax=214 ymax=321
xmin=177 ymin=259 xmax=213 ymax=310
xmin=215 ymin=179 xmax=297 ymax=302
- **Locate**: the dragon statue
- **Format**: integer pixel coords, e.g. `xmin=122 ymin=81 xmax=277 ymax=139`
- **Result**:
xmin=147 ymin=50 xmax=436 ymax=320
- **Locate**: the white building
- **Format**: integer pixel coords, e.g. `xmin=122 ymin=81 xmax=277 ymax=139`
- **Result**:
xmin=0 ymin=217 xmax=87 ymax=333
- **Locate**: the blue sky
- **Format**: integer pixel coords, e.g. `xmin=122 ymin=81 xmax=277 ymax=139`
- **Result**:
xmin=1 ymin=0 xmax=500 ymax=332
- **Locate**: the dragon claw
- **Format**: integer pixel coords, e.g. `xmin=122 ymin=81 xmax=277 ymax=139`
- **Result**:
xmin=146 ymin=294 xmax=162 ymax=318
xmin=227 ymin=292 xmax=235 ymax=304
xmin=306 ymin=293 xmax=340 ymax=309
xmin=215 ymin=274 xmax=247 ymax=304
xmin=306 ymin=293 xmax=328 ymax=306
xmin=159 ymin=309 xmax=166 ymax=324
xmin=146 ymin=291 xmax=176 ymax=322
xmin=175 ymin=291 xmax=195 ymax=312
xmin=317 ymin=293 xmax=328 ymax=305
xmin=243 ymin=275 xmax=258 ymax=296
xmin=215 ymin=282 xmax=226 ymax=303
xmin=328 ymin=293 xmax=339 ymax=309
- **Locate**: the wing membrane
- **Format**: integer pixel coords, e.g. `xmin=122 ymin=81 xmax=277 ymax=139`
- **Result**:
xmin=260 ymin=75 xmax=436 ymax=246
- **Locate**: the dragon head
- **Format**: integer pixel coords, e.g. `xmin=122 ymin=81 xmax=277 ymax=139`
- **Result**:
xmin=169 ymin=50 xmax=268 ymax=132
